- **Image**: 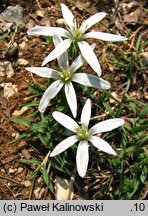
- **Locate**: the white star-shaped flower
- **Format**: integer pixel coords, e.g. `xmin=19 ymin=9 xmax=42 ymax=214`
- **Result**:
xmin=50 ymin=99 xmax=124 ymax=177
xmin=26 ymin=36 xmax=111 ymax=117
xmin=27 ymin=3 xmax=127 ymax=76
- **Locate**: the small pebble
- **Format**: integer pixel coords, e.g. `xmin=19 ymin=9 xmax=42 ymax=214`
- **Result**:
xmin=17 ymin=167 xmax=24 ymax=174
xmin=22 ymin=180 xmax=31 ymax=187
xmin=34 ymin=187 xmax=45 ymax=199
xmin=40 ymin=17 xmax=50 ymax=26
xmin=19 ymin=41 xmax=28 ymax=50
xmin=7 ymin=42 xmax=18 ymax=56
xmin=0 ymin=82 xmax=18 ymax=99
xmin=0 ymin=61 xmax=14 ymax=78
xmin=1 ymin=169 xmax=6 ymax=174
xmin=17 ymin=58 xmax=28 ymax=66
xmin=11 ymin=132 xmax=19 ymax=138
xmin=12 ymin=106 xmax=28 ymax=116
xmin=56 ymin=18 xmax=66 ymax=26
xmin=35 ymin=9 xmax=45 ymax=18
xmin=37 ymin=177 xmax=43 ymax=184
xmin=9 ymin=168 xmax=17 ymax=174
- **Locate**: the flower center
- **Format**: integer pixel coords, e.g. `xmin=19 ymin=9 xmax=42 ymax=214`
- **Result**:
xmin=70 ymin=29 xmax=83 ymax=42
xmin=75 ymin=30 xmax=81 ymax=37
xmin=77 ymin=125 xmax=89 ymax=140
xmin=60 ymin=71 xmax=71 ymax=82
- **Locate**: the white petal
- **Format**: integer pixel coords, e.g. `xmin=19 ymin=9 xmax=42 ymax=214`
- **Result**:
xmin=50 ymin=135 xmax=79 ymax=157
xmin=70 ymin=43 xmax=96 ymax=73
xmin=39 ymin=80 xmax=63 ymax=112
xmin=76 ymin=141 xmax=89 ymax=178
xmin=73 ymin=73 xmax=111 ymax=89
xmin=89 ymin=136 xmax=117 ymax=156
xmin=80 ymin=12 xmax=106 ymax=33
xmin=42 ymin=39 xmax=71 ymax=66
xmin=27 ymin=27 xmax=69 ymax=37
xmin=81 ymin=99 xmax=91 ymax=127
xmin=25 ymin=67 xmax=60 ymax=78
xmin=70 ymin=54 xmax=84 ymax=73
xmin=65 ymin=82 xmax=77 ymax=118
xmin=61 ymin=3 xmax=75 ymax=29
xmin=52 ymin=111 xmax=79 ymax=133
xmin=52 ymin=35 xmax=69 ymax=69
xmin=84 ymin=32 xmax=127 ymax=42
xmin=78 ymin=41 xmax=101 ymax=76
xmin=90 ymin=118 xmax=124 ymax=135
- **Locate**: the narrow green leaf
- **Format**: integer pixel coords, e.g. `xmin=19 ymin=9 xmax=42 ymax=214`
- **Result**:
xmin=0 ymin=32 xmax=15 ymax=39
xmin=20 ymin=158 xmax=41 ymax=165
xmin=25 ymin=93 xmax=42 ymax=99
xmin=139 ymin=105 xmax=148 ymax=119
xmin=140 ymin=166 xmax=147 ymax=184
xmin=129 ymin=124 xmax=148 ymax=133
xmin=37 ymin=133 xmax=48 ymax=145
xmin=25 ymin=101 xmax=39 ymax=107
xmin=136 ymin=36 xmax=141 ymax=56
xmin=10 ymin=117 xmax=31 ymax=127
xmin=31 ymin=166 xmax=41 ymax=178
xmin=43 ymin=167 xmax=53 ymax=192
xmin=24 ymin=81 xmax=43 ymax=93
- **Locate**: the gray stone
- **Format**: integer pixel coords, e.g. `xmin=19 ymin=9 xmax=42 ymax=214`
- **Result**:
xmin=0 ymin=5 xmax=25 ymax=23
xmin=0 ymin=5 xmax=25 ymax=33
xmin=7 ymin=42 xmax=18 ymax=56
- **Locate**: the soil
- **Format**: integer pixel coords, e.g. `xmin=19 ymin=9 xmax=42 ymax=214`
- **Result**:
xmin=0 ymin=0 xmax=147 ymax=199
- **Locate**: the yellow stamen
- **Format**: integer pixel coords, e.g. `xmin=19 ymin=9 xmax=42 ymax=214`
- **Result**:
xmin=60 ymin=71 xmax=71 ymax=82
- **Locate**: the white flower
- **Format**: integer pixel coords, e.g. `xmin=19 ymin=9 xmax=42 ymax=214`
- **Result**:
xmin=27 ymin=3 xmax=127 ymax=76
xmin=50 ymin=99 xmax=124 ymax=177
xmin=25 ymin=36 xmax=111 ymax=118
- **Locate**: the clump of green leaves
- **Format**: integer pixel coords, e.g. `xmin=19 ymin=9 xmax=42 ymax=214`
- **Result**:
xmin=9 ymin=3 xmax=147 ymax=199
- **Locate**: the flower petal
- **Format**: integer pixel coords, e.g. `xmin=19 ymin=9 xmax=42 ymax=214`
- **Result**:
xmin=73 ymin=73 xmax=111 ymax=89
xmin=61 ymin=3 xmax=75 ymax=29
xmin=90 ymin=118 xmax=124 ymax=135
xmin=78 ymin=41 xmax=101 ymax=76
xmin=84 ymin=32 xmax=127 ymax=42
xmin=50 ymin=135 xmax=79 ymax=157
xmin=70 ymin=43 xmax=96 ymax=73
xmin=76 ymin=141 xmax=89 ymax=178
xmin=80 ymin=12 xmax=106 ymax=33
xmin=39 ymin=80 xmax=63 ymax=112
xmin=52 ymin=111 xmax=79 ymax=133
xmin=65 ymin=82 xmax=77 ymax=118
xmin=27 ymin=26 xmax=69 ymax=37
xmin=81 ymin=99 xmax=91 ymax=127
xmin=25 ymin=67 xmax=60 ymax=78
xmin=89 ymin=136 xmax=117 ymax=155
xmin=52 ymin=35 xmax=69 ymax=69
xmin=42 ymin=39 xmax=71 ymax=66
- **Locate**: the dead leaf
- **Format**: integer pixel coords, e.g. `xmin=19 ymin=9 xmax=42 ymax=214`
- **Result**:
xmin=123 ymin=8 xmax=141 ymax=23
